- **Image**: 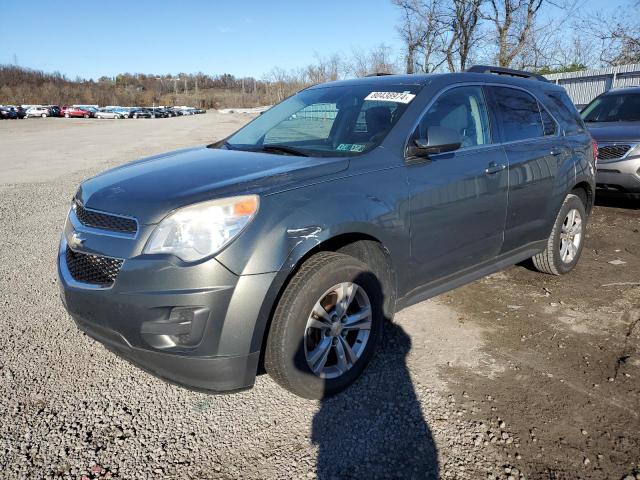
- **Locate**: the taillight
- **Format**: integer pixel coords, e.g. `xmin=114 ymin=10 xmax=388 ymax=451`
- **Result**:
xmin=591 ymin=138 xmax=598 ymax=164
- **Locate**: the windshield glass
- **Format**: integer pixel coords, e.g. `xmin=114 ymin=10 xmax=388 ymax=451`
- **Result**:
xmin=581 ymin=93 xmax=640 ymax=122
xmin=224 ymin=83 xmax=423 ymax=156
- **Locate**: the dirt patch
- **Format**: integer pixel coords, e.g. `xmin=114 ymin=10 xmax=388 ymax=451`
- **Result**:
xmin=436 ymin=196 xmax=640 ymax=479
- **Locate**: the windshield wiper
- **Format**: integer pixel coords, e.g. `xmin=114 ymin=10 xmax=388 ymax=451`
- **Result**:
xmin=255 ymin=144 xmax=309 ymax=157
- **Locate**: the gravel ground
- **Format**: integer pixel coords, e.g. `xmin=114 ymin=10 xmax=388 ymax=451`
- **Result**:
xmin=0 ymin=115 xmax=638 ymax=479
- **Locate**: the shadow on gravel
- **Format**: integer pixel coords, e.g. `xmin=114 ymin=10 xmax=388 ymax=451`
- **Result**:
xmin=311 ymin=322 xmax=439 ymax=479
xmin=594 ymin=191 xmax=640 ymax=210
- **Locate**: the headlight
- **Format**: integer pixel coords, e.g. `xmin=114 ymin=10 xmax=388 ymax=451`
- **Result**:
xmin=143 ymin=195 xmax=259 ymax=262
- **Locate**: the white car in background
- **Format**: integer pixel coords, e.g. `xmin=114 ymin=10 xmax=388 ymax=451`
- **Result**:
xmin=25 ymin=106 xmax=50 ymax=118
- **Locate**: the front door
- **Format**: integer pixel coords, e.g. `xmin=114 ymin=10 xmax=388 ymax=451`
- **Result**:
xmin=406 ymin=85 xmax=509 ymax=289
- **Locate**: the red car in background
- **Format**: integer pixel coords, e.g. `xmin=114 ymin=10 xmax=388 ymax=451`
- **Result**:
xmin=61 ymin=106 xmax=93 ymax=118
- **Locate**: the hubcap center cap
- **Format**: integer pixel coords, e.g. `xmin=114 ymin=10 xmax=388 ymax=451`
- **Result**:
xmin=329 ymin=321 xmax=343 ymax=337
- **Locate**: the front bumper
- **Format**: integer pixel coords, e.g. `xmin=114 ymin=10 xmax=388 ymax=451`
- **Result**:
xmin=58 ymin=227 xmax=277 ymax=393
xmin=596 ymin=155 xmax=640 ymax=193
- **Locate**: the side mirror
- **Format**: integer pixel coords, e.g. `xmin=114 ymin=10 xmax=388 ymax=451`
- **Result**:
xmin=407 ymin=126 xmax=462 ymax=158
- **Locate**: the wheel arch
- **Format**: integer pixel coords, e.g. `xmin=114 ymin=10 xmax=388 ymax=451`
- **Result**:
xmin=571 ymin=181 xmax=594 ymax=215
xmin=253 ymin=232 xmax=397 ymax=373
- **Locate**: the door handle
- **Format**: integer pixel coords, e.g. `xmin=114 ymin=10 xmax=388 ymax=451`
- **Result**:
xmin=550 ymin=150 xmax=564 ymax=156
xmin=485 ymin=162 xmax=507 ymax=175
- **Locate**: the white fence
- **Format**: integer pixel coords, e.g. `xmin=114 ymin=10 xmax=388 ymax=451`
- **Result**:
xmin=545 ymin=64 xmax=640 ymax=108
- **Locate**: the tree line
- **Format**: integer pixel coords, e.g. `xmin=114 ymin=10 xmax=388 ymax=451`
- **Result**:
xmin=1 ymin=0 xmax=638 ymax=109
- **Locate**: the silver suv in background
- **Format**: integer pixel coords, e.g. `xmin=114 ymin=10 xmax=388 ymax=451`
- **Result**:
xmin=581 ymin=86 xmax=640 ymax=194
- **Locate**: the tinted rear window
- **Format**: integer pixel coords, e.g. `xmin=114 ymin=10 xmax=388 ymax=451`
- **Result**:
xmin=545 ymin=90 xmax=585 ymax=134
xmin=491 ymin=86 xmax=543 ymax=142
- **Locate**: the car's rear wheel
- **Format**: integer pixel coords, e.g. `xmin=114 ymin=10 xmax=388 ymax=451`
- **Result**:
xmin=41 ymin=113 xmax=46 ymax=118
xmin=64 ymin=113 xmax=69 ymax=118
xmin=83 ymin=114 xmax=89 ymax=118
xmin=532 ymin=193 xmax=587 ymax=275
xmin=264 ymin=252 xmax=383 ymax=399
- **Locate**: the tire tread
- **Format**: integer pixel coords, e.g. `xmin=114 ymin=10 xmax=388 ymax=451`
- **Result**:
xmin=264 ymin=252 xmax=366 ymax=397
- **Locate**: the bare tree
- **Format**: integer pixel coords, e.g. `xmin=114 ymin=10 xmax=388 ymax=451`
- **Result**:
xmin=444 ymin=0 xmax=483 ymax=71
xmin=579 ymin=1 xmax=640 ymax=66
xmin=393 ymin=0 xmax=482 ymax=73
xmin=482 ymin=0 xmax=545 ymax=67
xmin=348 ymin=43 xmax=398 ymax=77
xmin=393 ymin=0 xmax=451 ymax=73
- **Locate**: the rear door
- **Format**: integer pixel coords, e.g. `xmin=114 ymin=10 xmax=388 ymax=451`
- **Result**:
xmin=486 ymin=85 xmax=570 ymax=252
xmin=406 ymin=85 xmax=509 ymax=288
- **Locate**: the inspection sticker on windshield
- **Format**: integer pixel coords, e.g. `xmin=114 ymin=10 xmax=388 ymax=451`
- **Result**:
xmin=364 ymin=91 xmax=415 ymax=103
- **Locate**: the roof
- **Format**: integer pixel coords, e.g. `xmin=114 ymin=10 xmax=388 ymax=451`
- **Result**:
xmin=601 ymin=86 xmax=640 ymax=95
xmin=309 ymin=71 xmax=564 ymax=92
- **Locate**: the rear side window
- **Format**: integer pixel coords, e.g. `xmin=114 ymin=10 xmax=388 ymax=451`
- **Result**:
xmin=414 ymin=85 xmax=491 ymax=148
xmin=491 ymin=86 xmax=543 ymax=142
xmin=545 ymin=90 xmax=585 ymax=134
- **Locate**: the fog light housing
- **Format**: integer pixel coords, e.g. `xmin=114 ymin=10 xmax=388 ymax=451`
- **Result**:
xmin=141 ymin=306 xmax=209 ymax=349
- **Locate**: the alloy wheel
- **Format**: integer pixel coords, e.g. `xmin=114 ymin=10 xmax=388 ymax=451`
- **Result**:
xmin=304 ymin=282 xmax=372 ymax=379
xmin=559 ymin=208 xmax=583 ymax=264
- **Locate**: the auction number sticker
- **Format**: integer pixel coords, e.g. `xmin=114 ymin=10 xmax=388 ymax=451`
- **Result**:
xmin=364 ymin=91 xmax=415 ymax=103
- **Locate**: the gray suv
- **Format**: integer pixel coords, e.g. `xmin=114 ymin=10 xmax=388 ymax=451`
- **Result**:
xmin=58 ymin=66 xmax=595 ymax=399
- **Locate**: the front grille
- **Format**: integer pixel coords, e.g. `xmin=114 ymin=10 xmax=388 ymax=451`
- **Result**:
xmin=65 ymin=247 xmax=123 ymax=286
xmin=74 ymin=201 xmax=137 ymax=234
xmin=597 ymin=144 xmax=631 ymax=161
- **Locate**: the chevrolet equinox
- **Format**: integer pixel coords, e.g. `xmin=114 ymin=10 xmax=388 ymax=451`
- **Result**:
xmin=59 ymin=66 xmax=596 ymax=399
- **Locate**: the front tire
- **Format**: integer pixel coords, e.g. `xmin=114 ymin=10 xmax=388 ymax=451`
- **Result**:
xmin=532 ymin=193 xmax=587 ymax=275
xmin=265 ymin=252 xmax=384 ymax=399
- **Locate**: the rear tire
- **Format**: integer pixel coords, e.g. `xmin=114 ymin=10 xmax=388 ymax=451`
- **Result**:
xmin=532 ymin=194 xmax=587 ymax=275
xmin=265 ymin=252 xmax=384 ymax=399
xmin=64 ymin=113 xmax=69 ymax=118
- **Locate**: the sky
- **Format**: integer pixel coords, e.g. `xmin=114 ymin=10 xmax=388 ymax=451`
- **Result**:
xmin=0 ymin=0 xmax=618 ymax=80
xmin=0 ymin=0 xmax=402 ymax=79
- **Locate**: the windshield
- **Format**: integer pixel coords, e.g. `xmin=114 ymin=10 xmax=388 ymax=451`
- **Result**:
xmin=581 ymin=93 xmax=640 ymax=122
xmin=224 ymin=83 xmax=422 ymax=157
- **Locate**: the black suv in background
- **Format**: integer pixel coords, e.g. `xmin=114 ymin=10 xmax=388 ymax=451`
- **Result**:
xmin=59 ymin=66 xmax=595 ymax=399
xmin=581 ymin=86 xmax=640 ymax=194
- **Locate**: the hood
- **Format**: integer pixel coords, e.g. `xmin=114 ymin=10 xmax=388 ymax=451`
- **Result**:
xmin=77 ymin=146 xmax=349 ymax=224
xmin=585 ymin=122 xmax=640 ymax=143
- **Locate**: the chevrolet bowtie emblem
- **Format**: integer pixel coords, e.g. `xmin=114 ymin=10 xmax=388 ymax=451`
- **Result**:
xmin=69 ymin=232 xmax=86 ymax=249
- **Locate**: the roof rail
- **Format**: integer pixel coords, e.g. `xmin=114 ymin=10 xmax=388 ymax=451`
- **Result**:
xmin=466 ymin=65 xmax=549 ymax=83
xmin=365 ymin=72 xmax=394 ymax=77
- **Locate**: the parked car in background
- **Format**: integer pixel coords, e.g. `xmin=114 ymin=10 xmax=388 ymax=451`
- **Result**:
xmin=47 ymin=105 xmax=61 ymax=117
xmin=14 ymin=106 xmax=27 ymax=119
xmin=130 ymin=108 xmax=152 ymax=119
xmin=0 ymin=106 xmax=18 ymax=119
xmin=581 ymin=86 xmax=640 ymax=195
xmin=63 ymin=106 xmax=93 ymax=118
xmin=143 ymin=108 xmax=166 ymax=118
xmin=25 ymin=106 xmax=51 ymax=118
xmin=59 ymin=66 xmax=595 ymax=399
xmin=111 ymin=107 xmax=131 ymax=118
xmin=95 ymin=108 xmax=125 ymax=119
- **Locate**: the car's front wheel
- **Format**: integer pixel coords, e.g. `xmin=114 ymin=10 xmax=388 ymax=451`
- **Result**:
xmin=532 ymin=193 xmax=587 ymax=275
xmin=265 ymin=252 xmax=383 ymax=399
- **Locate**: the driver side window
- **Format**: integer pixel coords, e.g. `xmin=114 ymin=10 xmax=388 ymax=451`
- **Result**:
xmin=414 ymin=86 xmax=491 ymax=148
